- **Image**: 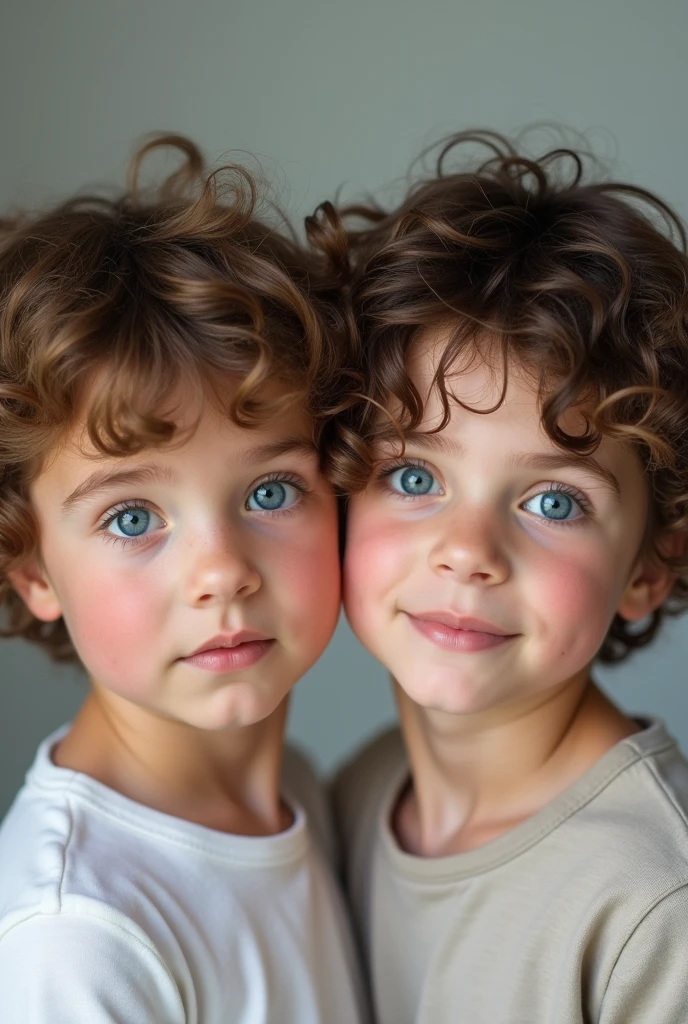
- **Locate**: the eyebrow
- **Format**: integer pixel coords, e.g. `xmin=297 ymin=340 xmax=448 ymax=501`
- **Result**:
xmin=505 ymin=452 xmax=621 ymax=499
xmin=60 ymin=437 xmax=320 ymax=516
xmin=378 ymin=431 xmax=621 ymax=499
xmin=399 ymin=431 xmax=465 ymax=459
xmin=236 ymin=436 xmax=319 ymax=465
xmin=61 ymin=465 xmax=178 ymax=516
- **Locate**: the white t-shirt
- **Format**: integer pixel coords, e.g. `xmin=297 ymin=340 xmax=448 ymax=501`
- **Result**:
xmin=333 ymin=720 xmax=688 ymax=1024
xmin=0 ymin=727 xmax=368 ymax=1024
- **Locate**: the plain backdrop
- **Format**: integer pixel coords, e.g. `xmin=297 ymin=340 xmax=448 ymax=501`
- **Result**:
xmin=1 ymin=0 xmax=688 ymax=819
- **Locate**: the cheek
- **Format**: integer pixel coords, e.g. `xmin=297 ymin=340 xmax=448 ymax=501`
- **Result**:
xmin=268 ymin=516 xmax=341 ymax=638
xmin=57 ymin=561 xmax=166 ymax=684
xmin=525 ymin=542 xmax=621 ymax=659
xmin=343 ymin=507 xmax=408 ymax=623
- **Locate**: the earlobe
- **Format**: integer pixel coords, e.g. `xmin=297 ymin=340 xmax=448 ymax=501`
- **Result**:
xmin=8 ymin=559 xmax=63 ymax=622
xmin=616 ymin=531 xmax=685 ymax=623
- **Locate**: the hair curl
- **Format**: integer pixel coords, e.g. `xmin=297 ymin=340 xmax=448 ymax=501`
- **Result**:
xmin=310 ymin=130 xmax=688 ymax=663
xmin=0 ymin=134 xmax=350 ymax=661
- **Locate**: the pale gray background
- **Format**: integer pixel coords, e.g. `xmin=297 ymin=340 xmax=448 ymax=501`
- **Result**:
xmin=1 ymin=0 xmax=687 ymax=819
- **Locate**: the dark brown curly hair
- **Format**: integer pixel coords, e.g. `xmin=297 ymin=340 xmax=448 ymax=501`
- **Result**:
xmin=309 ymin=130 xmax=688 ymax=663
xmin=0 ymin=134 xmax=350 ymax=662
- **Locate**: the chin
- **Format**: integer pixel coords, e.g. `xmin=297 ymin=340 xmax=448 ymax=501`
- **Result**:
xmin=195 ymin=682 xmax=290 ymax=730
xmin=395 ymin=668 xmax=495 ymax=716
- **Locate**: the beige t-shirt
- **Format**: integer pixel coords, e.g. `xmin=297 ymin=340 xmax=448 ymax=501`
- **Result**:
xmin=333 ymin=720 xmax=688 ymax=1024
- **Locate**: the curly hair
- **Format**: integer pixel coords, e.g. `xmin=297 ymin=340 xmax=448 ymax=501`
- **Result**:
xmin=0 ymin=134 xmax=349 ymax=662
xmin=309 ymin=130 xmax=688 ymax=663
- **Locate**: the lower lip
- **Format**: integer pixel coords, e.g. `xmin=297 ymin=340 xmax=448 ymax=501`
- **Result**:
xmin=181 ymin=640 xmax=274 ymax=673
xmin=406 ymin=614 xmax=516 ymax=652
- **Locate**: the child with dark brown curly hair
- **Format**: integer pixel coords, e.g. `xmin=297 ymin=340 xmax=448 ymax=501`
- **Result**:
xmin=327 ymin=132 xmax=688 ymax=1024
xmin=0 ymin=136 xmax=366 ymax=1024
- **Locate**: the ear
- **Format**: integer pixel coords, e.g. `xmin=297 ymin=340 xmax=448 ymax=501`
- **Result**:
xmin=616 ymin=531 xmax=685 ymax=623
xmin=8 ymin=557 xmax=63 ymax=622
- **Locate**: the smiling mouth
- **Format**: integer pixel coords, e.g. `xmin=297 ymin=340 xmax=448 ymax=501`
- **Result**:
xmin=404 ymin=611 xmax=518 ymax=653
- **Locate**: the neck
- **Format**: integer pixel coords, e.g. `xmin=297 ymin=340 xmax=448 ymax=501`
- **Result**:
xmin=394 ymin=672 xmax=637 ymax=857
xmin=54 ymin=687 xmax=290 ymax=836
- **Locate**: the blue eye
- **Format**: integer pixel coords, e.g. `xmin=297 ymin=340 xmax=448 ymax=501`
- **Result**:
xmin=387 ymin=465 xmax=441 ymax=497
xmin=106 ymin=507 xmax=164 ymax=538
xmin=523 ymin=490 xmax=581 ymax=521
xmin=247 ymin=480 xmax=300 ymax=512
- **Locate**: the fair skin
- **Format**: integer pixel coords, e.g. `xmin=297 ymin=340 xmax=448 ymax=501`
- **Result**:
xmin=11 ymin=383 xmax=341 ymax=836
xmin=344 ymin=332 xmax=678 ymax=857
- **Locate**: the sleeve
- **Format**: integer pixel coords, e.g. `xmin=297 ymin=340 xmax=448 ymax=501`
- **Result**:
xmin=0 ymin=912 xmax=186 ymax=1024
xmin=599 ymin=885 xmax=688 ymax=1024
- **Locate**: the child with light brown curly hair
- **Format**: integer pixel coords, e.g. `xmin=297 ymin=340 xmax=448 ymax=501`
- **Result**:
xmin=0 ymin=135 xmax=366 ymax=1024
xmin=325 ymin=131 xmax=688 ymax=1024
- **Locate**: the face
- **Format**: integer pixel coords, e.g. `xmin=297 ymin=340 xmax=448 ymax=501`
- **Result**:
xmin=15 ymin=387 xmax=340 ymax=730
xmin=344 ymin=335 xmax=668 ymax=717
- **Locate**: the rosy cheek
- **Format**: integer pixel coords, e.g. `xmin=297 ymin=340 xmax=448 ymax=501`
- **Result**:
xmin=344 ymin=509 xmax=405 ymax=619
xmin=277 ymin=525 xmax=341 ymax=623
xmin=61 ymin=564 xmax=163 ymax=687
xmin=527 ymin=546 xmax=618 ymax=662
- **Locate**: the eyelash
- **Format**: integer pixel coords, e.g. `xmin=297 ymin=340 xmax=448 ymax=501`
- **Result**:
xmin=245 ymin=472 xmax=310 ymax=517
xmin=378 ymin=459 xmax=441 ymax=501
xmin=97 ymin=500 xmax=163 ymax=548
xmin=377 ymin=460 xmax=594 ymax=520
xmin=96 ymin=472 xmax=311 ymax=547
xmin=531 ymin=481 xmax=593 ymax=522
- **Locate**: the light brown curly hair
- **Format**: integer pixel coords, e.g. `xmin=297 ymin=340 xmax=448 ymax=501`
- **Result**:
xmin=0 ymin=134 xmax=350 ymax=662
xmin=308 ymin=130 xmax=688 ymax=663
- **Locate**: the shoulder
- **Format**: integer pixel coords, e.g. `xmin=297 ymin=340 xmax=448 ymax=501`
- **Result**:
xmin=331 ymin=727 xmax=407 ymax=855
xmin=599 ymin=883 xmax=688 ymax=1023
xmin=538 ymin=721 xmax=688 ymax=966
xmin=587 ymin=722 xmax=688 ymax=881
xmin=0 ymin=744 xmax=203 ymax=945
xmin=327 ymin=728 xmax=406 ymax=932
xmin=0 ymin=752 xmax=76 ymax=921
xmin=630 ymin=722 xmax=688 ymax=831
xmin=282 ymin=743 xmax=323 ymax=805
xmin=0 ymin=775 xmax=177 ymax=960
xmin=281 ymin=744 xmax=338 ymax=864
xmin=0 ymin=901 xmax=184 ymax=1023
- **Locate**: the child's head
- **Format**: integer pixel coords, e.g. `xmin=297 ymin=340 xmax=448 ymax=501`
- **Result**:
xmin=0 ymin=135 xmax=343 ymax=729
xmin=332 ymin=131 xmax=688 ymax=716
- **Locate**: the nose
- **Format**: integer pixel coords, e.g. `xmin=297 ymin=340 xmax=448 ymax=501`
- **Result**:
xmin=183 ymin=527 xmax=261 ymax=608
xmin=429 ymin=507 xmax=510 ymax=586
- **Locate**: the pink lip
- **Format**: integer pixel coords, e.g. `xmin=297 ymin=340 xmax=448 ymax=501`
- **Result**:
xmin=405 ymin=611 xmax=518 ymax=653
xmin=180 ymin=632 xmax=275 ymax=673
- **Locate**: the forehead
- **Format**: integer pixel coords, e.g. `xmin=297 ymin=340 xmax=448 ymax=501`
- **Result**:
xmin=401 ymin=331 xmax=544 ymax=436
xmin=392 ymin=331 xmax=648 ymax=508
xmin=405 ymin=328 xmax=584 ymax=441
xmin=36 ymin=378 xmax=317 ymax=493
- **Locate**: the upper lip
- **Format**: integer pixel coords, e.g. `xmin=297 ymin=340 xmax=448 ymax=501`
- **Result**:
xmin=185 ymin=632 xmax=271 ymax=657
xmin=406 ymin=611 xmax=515 ymax=636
